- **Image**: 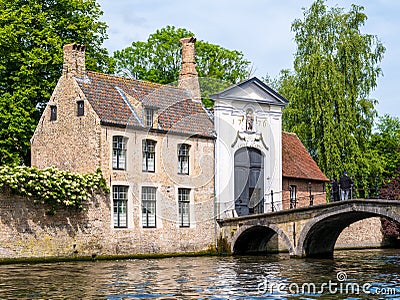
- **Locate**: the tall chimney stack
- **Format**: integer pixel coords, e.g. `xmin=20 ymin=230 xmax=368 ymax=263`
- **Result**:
xmin=178 ymin=37 xmax=201 ymax=102
xmin=62 ymin=43 xmax=86 ymax=78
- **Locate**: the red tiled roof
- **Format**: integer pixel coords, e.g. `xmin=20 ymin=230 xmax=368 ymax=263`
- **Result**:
xmin=74 ymin=72 xmax=326 ymax=180
xmin=75 ymin=71 xmax=214 ymax=138
xmin=282 ymin=132 xmax=329 ymax=181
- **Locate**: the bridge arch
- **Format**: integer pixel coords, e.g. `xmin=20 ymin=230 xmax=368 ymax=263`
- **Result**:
xmin=232 ymin=223 xmax=294 ymax=256
xmin=296 ymin=204 xmax=400 ymax=258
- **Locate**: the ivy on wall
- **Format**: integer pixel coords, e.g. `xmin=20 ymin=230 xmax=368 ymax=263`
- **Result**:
xmin=0 ymin=166 xmax=109 ymax=212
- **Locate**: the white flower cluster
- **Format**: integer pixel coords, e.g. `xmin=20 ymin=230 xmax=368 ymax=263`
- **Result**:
xmin=0 ymin=166 xmax=109 ymax=211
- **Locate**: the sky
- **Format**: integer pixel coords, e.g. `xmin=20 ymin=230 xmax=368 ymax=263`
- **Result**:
xmin=96 ymin=0 xmax=400 ymax=118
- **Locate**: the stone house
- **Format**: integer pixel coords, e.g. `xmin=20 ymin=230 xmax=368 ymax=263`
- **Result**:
xmin=31 ymin=41 xmax=215 ymax=253
xmin=30 ymin=38 xmax=328 ymax=255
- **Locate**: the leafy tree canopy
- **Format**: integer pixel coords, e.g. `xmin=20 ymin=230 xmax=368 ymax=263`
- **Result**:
xmin=370 ymin=114 xmax=400 ymax=179
xmin=273 ymin=0 xmax=385 ymax=190
xmin=113 ymin=25 xmax=252 ymax=103
xmin=0 ymin=0 xmax=112 ymax=165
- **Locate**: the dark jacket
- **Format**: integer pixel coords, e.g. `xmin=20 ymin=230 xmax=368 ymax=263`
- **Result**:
xmin=339 ymin=175 xmax=352 ymax=190
xmin=332 ymin=180 xmax=339 ymax=192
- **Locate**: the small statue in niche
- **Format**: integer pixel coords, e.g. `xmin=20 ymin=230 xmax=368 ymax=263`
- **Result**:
xmin=246 ymin=108 xmax=254 ymax=132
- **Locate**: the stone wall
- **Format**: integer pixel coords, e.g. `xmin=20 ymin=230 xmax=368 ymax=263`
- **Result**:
xmin=31 ymin=75 xmax=102 ymax=174
xmin=336 ymin=217 xmax=385 ymax=249
xmin=0 ymin=192 xmax=215 ymax=260
xmin=99 ymin=126 xmax=215 ymax=235
xmin=0 ymin=192 xmax=387 ymax=260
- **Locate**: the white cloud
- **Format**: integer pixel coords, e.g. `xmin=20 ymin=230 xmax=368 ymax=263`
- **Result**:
xmin=97 ymin=0 xmax=400 ymax=117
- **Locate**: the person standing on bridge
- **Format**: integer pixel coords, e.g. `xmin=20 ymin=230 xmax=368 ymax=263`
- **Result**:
xmin=332 ymin=178 xmax=340 ymax=202
xmin=339 ymin=172 xmax=353 ymax=200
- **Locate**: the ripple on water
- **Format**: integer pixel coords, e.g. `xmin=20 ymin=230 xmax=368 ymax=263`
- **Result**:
xmin=0 ymin=249 xmax=398 ymax=299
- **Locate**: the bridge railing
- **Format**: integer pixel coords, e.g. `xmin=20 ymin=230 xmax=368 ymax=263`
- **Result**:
xmin=270 ymin=189 xmax=325 ymax=212
xmin=276 ymin=179 xmax=399 ymax=212
xmin=327 ymin=178 xmax=400 ymax=202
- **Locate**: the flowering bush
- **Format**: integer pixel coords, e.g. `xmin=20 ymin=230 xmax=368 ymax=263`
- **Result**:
xmin=0 ymin=166 xmax=109 ymax=212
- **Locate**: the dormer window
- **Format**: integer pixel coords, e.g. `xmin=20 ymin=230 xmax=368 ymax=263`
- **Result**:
xmin=145 ymin=108 xmax=154 ymax=127
xmin=77 ymin=100 xmax=84 ymax=116
xmin=50 ymin=105 xmax=57 ymax=121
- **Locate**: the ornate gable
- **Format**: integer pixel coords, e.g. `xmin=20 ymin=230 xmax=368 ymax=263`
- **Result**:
xmin=210 ymin=77 xmax=288 ymax=106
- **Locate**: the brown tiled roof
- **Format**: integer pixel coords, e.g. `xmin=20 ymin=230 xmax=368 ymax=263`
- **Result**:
xmin=75 ymin=71 xmax=214 ymax=138
xmin=282 ymin=132 xmax=329 ymax=181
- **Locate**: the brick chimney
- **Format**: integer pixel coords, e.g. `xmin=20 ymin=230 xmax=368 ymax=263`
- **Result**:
xmin=178 ymin=37 xmax=201 ymax=102
xmin=62 ymin=43 xmax=86 ymax=77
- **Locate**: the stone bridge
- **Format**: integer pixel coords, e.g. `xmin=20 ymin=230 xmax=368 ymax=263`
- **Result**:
xmin=217 ymin=199 xmax=400 ymax=258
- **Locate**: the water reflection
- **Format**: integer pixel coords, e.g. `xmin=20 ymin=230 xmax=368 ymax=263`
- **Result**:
xmin=0 ymin=249 xmax=398 ymax=299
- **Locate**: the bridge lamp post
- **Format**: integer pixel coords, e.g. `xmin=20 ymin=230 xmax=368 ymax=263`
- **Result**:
xmin=308 ymin=182 xmax=314 ymax=206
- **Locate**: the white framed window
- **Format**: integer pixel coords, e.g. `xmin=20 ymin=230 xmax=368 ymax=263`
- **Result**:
xmin=142 ymin=187 xmax=156 ymax=228
xmin=178 ymin=188 xmax=190 ymax=227
xmin=142 ymin=139 xmax=156 ymax=172
xmin=113 ymin=185 xmax=128 ymax=228
xmin=178 ymin=144 xmax=190 ymax=175
xmin=290 ymin=185 xmax=297 ymax=209
xmin=145 ymin=108 xmax=154 ymax=127
xmin=112 ymin=136 xmax=127 ymax=170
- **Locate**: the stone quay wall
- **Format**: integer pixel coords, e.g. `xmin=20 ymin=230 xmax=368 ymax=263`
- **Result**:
xmin=0 ymin=192 xmax=388 ymax=261
xmin=336 ymin=217 xmax=385 ymax=249
xmin=0 ymin=192 xmax=215 ymax=260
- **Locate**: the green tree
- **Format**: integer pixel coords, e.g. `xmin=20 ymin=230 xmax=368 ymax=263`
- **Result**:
xmin=113 ymin=25 xmax=251 ymax=89
xmin=275 ymin=0 xmax=385 ymax=189
xmin=0 ymin=0 xmax=112 ymax=165
xmin=370 ymin=114 xmax=400 ymax=180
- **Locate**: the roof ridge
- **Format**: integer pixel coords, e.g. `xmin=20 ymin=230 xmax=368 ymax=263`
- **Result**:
xmin=282 ymin=131 xmax=298 ymax=136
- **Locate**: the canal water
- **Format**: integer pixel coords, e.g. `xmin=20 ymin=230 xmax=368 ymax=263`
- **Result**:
xmin=0 ymin=249 xmax=398 ymax=299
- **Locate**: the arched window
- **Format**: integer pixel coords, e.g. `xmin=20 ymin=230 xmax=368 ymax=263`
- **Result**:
xmin=234 ymin=147 xmax=264 ymax=216
xmin=112 ymin=136 xmax=127 ymax=170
